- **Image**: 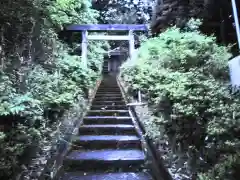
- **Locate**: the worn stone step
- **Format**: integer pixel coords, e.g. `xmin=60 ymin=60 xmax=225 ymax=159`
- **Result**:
xmin=94 ymin=96 xmax=123 ymax=100
xmin=97 ymin=86 xmax=119 ymax=89
xmin=94 ymin=94 xmax=122 ymax=98
xmin=71 ymin=135 xmax=141 ymax=150
xmin=102 ymin=84 xmax=118 ymax=86
xmin=97 ymin=91 xmax=121 ymax=94
xmin=92 ymin=99 xmax=125 ymax=102
xmin=98 ymin=88 xmax=119 ymax=90
xmin=98 ymin=84 xmax=119 ymax=87
xmin=79 ymin=124 xmax=136 ymax=135
xmin=94 ymin=94 xmax=122 ymax=97
xmin=59 ymin=172 xmax=153 ymax=180
xmin=63 ymin=165 xmax=146 ymax=173
xmin=95 ymin=91 xmax=121 ymax=94
xmin=100 ymin=81 xmax=117 ymax=83
xmin=97 ymin=88 xmax=120 ymax=91
xmin=92 ymin=100 xmax=126 ymax=106
xmin=91 ymin=105 xmax=128 ymax=110
xmin=96 ymin=91 xmax=121 ymax=94
xmin=63 ymin=149 xmax=146 ymax=169
xmin=87 ymin=110 xmax=129 ymax=116
xmin=94 ymin=97 xmax=124 ymax=101
xmin=83 ymin=116 xmax=133 ymax=125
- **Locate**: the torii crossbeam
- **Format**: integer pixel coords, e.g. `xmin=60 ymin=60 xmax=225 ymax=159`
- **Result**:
xmin=66 ymin=24 xmax=148 ymax=67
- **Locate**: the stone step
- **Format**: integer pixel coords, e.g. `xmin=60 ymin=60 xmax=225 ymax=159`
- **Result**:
xmin=95 ymin=91 xmax=121 ymax=94
xmin=87 ymin=110 xmax=129 ymax=116
xmin=94 ymin=96 xmax=123 ymax=100
xmin=92 ymin=99 xmax=124 ymax=102
xmin=95 ymin=93 xmax=122 ymax=97
xmin=97 ymin=89 xmax=121 ymax=92
xmin=96 ymin=91 xmax=121 ymax=94
xmin=91 ymin=105 xmax=128 ymax=110
xmin=71 ymin=135 xmax=141 ymax=150
xmin=56 ymin=76 xmax=157 ymax=179
xmin=94 ymin=94 xmax=122 ymax=97
xmin=97 ymin=87 xmax=120 ymax=90
xmin=79 ymin=124 xmax=136 ymax=135
xmin=99 ymin=84 xmax=118 ymax=86
xmin=98 ymin=86 xmax=118 ymax=87
xmin=63 ymin=149 xmax=146 ymax=169
xmin=92 ymin=100 xmax=126 ymax=106
xmin=94 ymin=97 xmax=123 ymax=101
xmin=95 ymin=92 xmax=122 ymax=97
xmin=83 ymin=116 xmax=133 ymax=125
xmin=98 ymin=84 xmax=118 ymax=86
xmin=99 ymin=82 xmax=118 ymax=84
xmin=59 ymin=172 xmax=153 ymax=180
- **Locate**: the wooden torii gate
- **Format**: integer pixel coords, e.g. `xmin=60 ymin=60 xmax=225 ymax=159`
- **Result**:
xmin=66 ymin=24 xmax=148 ymax=67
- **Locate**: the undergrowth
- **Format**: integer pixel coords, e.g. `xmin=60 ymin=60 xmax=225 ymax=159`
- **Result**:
xmin=120 ymin=19 xmax=240 ymax=180
xmin=0 ymin=0 xmax=108 ymax=179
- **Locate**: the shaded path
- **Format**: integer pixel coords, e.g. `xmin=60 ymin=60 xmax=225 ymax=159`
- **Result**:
xmin=57 ymin=75 xmax=153 ymax=179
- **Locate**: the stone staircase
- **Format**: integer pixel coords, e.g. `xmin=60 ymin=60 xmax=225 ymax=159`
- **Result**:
xmin=57 ymin=75 xmax=154 ymax=180
xmin=102 ymin=58 xmax=109 ymax=74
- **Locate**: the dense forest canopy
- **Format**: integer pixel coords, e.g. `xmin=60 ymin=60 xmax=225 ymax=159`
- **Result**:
xmin=92 ymin=0 xmax=239 ymax=52
xmin=151 ymin=0 xmax=240 ymax=53
xmin=0 ymin=0 xmax=239 ymax=179
xmin=93 ymin=0 xmax=153 ymax=24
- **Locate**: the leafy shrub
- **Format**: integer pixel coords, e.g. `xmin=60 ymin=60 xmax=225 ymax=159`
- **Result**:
xmin=47 ymin=0 xmax=99 ymax=29
xmin=0 ymin=0 xmax=107 ymax=178
xmin=120 ymin=19 xmax=239 ymax=179
xmin=198 ymin=153 xmax=240 ymax=180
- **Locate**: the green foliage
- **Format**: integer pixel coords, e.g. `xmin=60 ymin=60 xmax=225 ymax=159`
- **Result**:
xmin=136 ymin=26 xmax=231 ymax=79
xmin=121 ymin=19 xmax=239 ymax=179
xmin=0 ymin=0 xmax=106 ymax=178
xmin=198 ymin=153 xmax=240 ymax=180
xmin=94 ymin=0 xmax=153 ymax=24
xmin=10 ymin=93 xmax=43 ymax=121
xmin=0 ymin=74 xmax=16 ymax=116
xmin=47 ymin=0 xmax=99 ymax=29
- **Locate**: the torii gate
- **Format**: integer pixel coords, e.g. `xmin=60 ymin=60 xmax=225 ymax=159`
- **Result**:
xmin=66 ymin=24 xmax=148 ymax=67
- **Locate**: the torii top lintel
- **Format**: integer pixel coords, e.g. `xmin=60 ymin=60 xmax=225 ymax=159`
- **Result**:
xmin=66 ymin=24 xmax=148 ymax=31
